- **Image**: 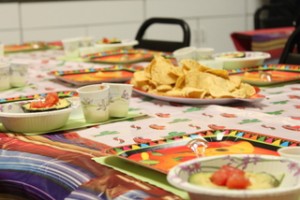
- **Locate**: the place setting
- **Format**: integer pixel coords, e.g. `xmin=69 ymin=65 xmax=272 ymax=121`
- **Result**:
xmin=0 ymin=83 xmax=147 ymax=135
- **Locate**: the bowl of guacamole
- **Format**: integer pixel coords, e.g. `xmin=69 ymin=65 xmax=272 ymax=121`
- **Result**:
xmin=167 ymin=154 xmax=300 ymax=200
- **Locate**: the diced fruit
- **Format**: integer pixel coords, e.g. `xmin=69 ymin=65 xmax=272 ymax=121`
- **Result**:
xmin=210 ymin=169 xmax=229 ymax=186
xmin=44 ymin=92 xmax=59 ymax=107
xmin=30 ymin=101 xmax=45 ymax=108
xmin=22 ymin=93 xmax=71 ymax=112
xmin=226 ymin=173 xmax=251 ymax=189
xmin=210 ymin=165 xmax=251 ymax=189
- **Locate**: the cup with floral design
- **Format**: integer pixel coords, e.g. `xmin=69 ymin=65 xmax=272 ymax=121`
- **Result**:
xmin=10 ymin=61 xmax=29 ymax=87
xmin=77 ymin=84 xmax=110 ymax=123
xmin=103 ymin=83 xmax=132 ymax=118
xmin=0 ymin=62 xmax=10 ymax=91
xmin=62 ymin=38 xmax=81 ymax=58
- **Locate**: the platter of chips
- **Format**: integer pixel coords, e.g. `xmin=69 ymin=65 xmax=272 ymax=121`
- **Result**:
xmin=130 ymin=56 xmax=264 ymax=104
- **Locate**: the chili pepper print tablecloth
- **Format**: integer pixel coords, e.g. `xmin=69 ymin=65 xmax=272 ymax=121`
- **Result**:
xmin=0 ymin=49 xmax=300 ymax=200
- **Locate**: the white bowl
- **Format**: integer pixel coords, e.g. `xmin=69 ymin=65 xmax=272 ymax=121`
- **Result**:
xmin=94 ymin=39 xmax=138 ymax=52
xmin=167 ymin=154 xmax=300 ymax=200
xmin=173 ymin=46 xmax=198 ymax=63
xmin=0 ymin=100 xmax=73 ymax=133
xmin=278 ymin=146 xmax=300 ymax=162
xmin=213 ymin=51 xmax=271 ymax=70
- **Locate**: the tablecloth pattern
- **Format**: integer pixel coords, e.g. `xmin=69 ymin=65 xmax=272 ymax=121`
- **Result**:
xmin=0 ymin=49 xmax=299 ymax=200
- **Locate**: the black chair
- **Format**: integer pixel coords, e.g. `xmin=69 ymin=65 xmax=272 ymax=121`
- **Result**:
xmin=254 ymin=3 xmax=295 ymax=29
xmin=134 ymin=17 xmax=191 ymax=52
xmin=279 ymin=25 xmax=300 ymax=64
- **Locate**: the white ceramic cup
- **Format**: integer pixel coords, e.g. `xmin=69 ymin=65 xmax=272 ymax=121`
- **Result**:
xmin=103 ymin=83 xmax=133 ymax=118
xmin=62 ymin=38 xmax=81 ymax=57
xmin=10 ymin=61 xmax=28 ymax=87
xmin=278 ymin=146 xmax=300 ymax=161
xmin=77 ymin=84 xmax=110 ymax=123
xmin=0 ymin=62 xmax=10 ymax=91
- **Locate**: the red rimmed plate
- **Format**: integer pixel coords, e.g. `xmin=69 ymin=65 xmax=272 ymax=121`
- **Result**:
xmin=106 ymin=129 xmax=300 ymax=174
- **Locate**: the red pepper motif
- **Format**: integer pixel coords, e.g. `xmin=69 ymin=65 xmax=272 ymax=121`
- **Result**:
xmin=220 ymin=113 xmax=237 ymax=118
xmin=282 ymin=125 xmax=300 ymax=131
xmin=208 ymin=124 xmax=226 ymax=130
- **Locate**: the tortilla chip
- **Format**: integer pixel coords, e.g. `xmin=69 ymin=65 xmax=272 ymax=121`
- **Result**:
xmin=174 ymin=75 xmax=186 ymax=89
xmin=180 ymin=59 xmax=209 ymax=72
xmin=182 ymin=87 xmax=207 ymax=98
xmin=205 ymin=68 xmax=229 ymax=79
xmin=157 ymin=84 xmax=173 ymax=92
xmin=146 ymin=55 xmax=177 ymax=85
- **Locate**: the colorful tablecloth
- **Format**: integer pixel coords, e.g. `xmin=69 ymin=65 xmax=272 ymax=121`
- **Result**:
xmin=0 ymin=49 xmax=300 ymax=200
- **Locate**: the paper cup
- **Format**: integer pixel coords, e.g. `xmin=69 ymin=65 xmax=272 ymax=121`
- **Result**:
xmin=10 ymin=61 xmax=28 ymax=87
xmin=62 ymin=38 xmax=81 ymax=57
xmin=0 ymin=43 xmax=4 ymax=57
xmin=103 ymin=83 xmax=132 ymax=118
xmin=79 ymin=36 xmax=93 ymax=47
xmin=196 ymin=47 xmax=214 ymax=61
xmin=77 ymin=84 xmax=110 ymax=123
xmin=0 ymin=62 xmax=10 ymax=91
xmin=173 ymin=47 xmax=197 ymax=63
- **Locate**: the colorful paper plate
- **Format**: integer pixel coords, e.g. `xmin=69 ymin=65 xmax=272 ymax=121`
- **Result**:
xmin=52 ymin=65 xmax=142 ymax=86
xmin=106 ymin=129 xmax=300 ymax=174
xmin=88 ymin=49 xmax=164 ymax=64
xmin=228 ymin=64 xmax=300 ymax=86
xmin=4 ymin=42 xmax=48 ymax=53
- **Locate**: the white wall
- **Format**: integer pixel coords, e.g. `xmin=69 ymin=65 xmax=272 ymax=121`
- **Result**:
xmin=0 ymin=0 xmax=264 ymax=53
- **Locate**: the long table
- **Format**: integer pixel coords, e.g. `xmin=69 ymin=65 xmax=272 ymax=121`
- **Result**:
xmin=0 ymin=49 xmax=300 ymax=199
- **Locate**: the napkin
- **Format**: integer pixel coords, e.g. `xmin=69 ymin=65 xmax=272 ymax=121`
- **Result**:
xmin=92 ymin=156 xmax=188 ymax=199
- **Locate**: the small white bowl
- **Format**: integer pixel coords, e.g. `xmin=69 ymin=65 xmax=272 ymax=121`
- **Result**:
xmin=173 ymin=46 xmax=198 ymax=63
xmin=0 ymin=100 xmax=73 ymax=133
xmin=213 ymin=51 xmax=270 ymax=70
xmin=167 ymin=154 xmax=300 ymax=200
xmin=94 ymin=39 xmax=138 ymax=52
xmin=278 ymin=146 xmax=300 ymax=162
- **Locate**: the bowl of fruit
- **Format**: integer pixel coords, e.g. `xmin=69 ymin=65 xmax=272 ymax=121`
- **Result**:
xmin=167 ymin=154 xmax=300 ymax=200
xmin=0 ymin=93 xmax=73 ymax=133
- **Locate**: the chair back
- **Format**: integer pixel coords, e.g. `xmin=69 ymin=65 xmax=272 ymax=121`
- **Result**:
xmin=254 ymin=4 xmax=294 ymax=29
xmin=279 ymin=25 xmax=300 ymax=64
xmin=135 ymin=17 xmax=191 ymax=52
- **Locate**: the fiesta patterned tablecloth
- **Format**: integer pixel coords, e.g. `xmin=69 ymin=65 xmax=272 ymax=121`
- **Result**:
xmin=0 ymin=49 xmax=300 ymax=200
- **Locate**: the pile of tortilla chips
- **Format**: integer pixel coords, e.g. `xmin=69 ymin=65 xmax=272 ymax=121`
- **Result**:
xmin=130 ymin=56 xmax=256 ymax=99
